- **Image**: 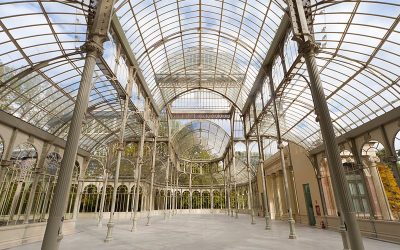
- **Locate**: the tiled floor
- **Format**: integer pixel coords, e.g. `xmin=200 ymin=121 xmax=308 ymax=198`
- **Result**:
xmin=12 ymin=214 xmax=400 ymax=250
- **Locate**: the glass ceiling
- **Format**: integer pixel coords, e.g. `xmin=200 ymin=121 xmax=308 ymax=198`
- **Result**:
xmin=248 ymin=0 xmax=400 ymax=150
xmin=171 ymin=120 xmax=230 ymax=161
xmin=0 ymin=0 xmax=399 ymax=157
xmin=115 ymin=0 xmax=286 ymax=110
xmin=170 ymin=89 xmax=232 ymax=113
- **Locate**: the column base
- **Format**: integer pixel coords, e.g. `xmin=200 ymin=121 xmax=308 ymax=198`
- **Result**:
xmin=265 ymin=216 xmax=271 ymax=230
xmin=288 ymin=218 xmax=297 ymax=239
xmin=146 ymin=216 xmax=151 ymax=226
xmin=339 ymin=224 xmax=350 ymax=250
xmin=97 ymin=216 xmax=103 ymax=228
xmin=105 ymin=221 xmax=114 ymax=242
xmin=131 ymin=217 xmax=137 ymax=232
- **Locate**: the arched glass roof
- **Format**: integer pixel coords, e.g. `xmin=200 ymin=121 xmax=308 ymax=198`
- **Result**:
xmin=0 ymin=1 xmax=147 ymax=152
xmin=171 ymin=120 xmax=230 ymax=160
xmin=170 ymin=89 xmax=232 ymax=112
xmin=0 ymin=0 xmax=399 ymax=156
xmin=248 ymin=1 xmax=400 ymax=150
xmin=115 ymin=0 xmax=287 ymax=110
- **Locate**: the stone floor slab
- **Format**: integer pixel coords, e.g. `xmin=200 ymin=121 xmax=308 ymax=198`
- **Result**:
xmin=11 ymin=214 xmax=400 ymax=250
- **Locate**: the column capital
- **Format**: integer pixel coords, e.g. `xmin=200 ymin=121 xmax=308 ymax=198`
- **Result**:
xmin=81 ymin=38 xmax=104 ymax=55
xmin=298 ymin=39 xmax=320 ymax=55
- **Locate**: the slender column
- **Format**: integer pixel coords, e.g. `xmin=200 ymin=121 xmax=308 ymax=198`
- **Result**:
xmin=313 ymin=155 xmax=329 ymax=226
xmin=15 ymin=182 xmax=30 ymax=222
xmin=0 ymin=166 xmax=9 ymax=213
xmin=169 ymin=165 xmax=173 ymax=218
xmin=230 ymin=111 xmax=239 ymax=218
xmin=180 ymin=189 xmax=183 ymax=210
xmin=9 ymin=181 xmax=23 ymax=222
xmin=41 ymin=2 xmax=114 ymax=248
xmin=175 ymin=169 xmax=179 ymax=214
xmin=141 ymin=193 xmax=145 ymax=211
xmin=24 ymin=142 xmax=51 ymax=224
xmin=279 ymin=144 xmax=296 ymax=238
xmin=170 ymin=168 xmax=174 ymax=216
xmin=131 ymin=120 xmax=146 ymax=231
xmin=39 ymin=176 xmax=53 ymax=222
xmin=98 ymin=171 xmax=108 ymax=227
xmin=210 ymin=178 xmax=214 ymax=211
xmin=220 ymin=188 xmax=223 ymax=210
xmin=147 ymin=136 xmax=157 ymax=226
xmin=267 ymin=70 xmax=296 ymax=238
xmin=228 ymin=161 xmax=233 ymax=217
xmin=270 ymin=173 xmax=278 ymax=218
xmin=164 ymin=156 xmax=170 ymax=219
xmin=380 ymin=126 xmax=400 ymax=186
xmin=232 ymin=154 xmax=239 ymax=219
xmin=189 ymin=167 xmax=192 ymax=211
xmin=277 ymin=171 xmax=287 ymax=216
xmin=23 ymin=172 xmax=39 ymax=223
xmin=105 ymin=69 xmax=134 ymax=242
xmin=369 ymin=157 xmax=393 ymax=220
xmin=130 ymin=184 xmax=136 ymax=217
xmin=0 ymin=129 xmax=18 ymax=215
xmin=72 ymin=178 xmax=84 ymax=220
xmin=257 ymin=132 xmax=271 ymax=229
xmin=303 ymin=27 xmax=361 ymax=250
xmin=200 ymin=191 xmax=203 ymax=209
xmin=286 ymin=1 xmax=364 ymax=248
xmin=223 ymin=166 xmax=227 ymax=212
xmin=125 ymin=190 xmax=130 ymax=213
xmin=245 ymin=139 xmax=256 ymax=224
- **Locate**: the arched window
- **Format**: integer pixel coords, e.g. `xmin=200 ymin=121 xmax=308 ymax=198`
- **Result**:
xmin=182 ymin=191 xmax=190 ymax=209
xmin=103 ymin=185 xmax=114 ymax=212
xmin=116 ymin=185 xmax=128 ymax=212
xmin=11 ymin=142 xmax=37 ymax=180
xmin=176 ymin=191 xmax=181 ymax=209
xmin=85 ymin=159 xmax=105 ymax=179
xmin=45 ymin=152 xmax=62 ymax=176
xmin=340 ymin=149 xmax=369 ymax=216
xmin=213 ymin=190 xmax=221 ymax=209
xmin=80 ymin=185 xmax=98 ymax=213
xmin=192 ymin=191 xmax=201 ymax=209
xmin=362 ymin=141 xmax=399 ymax=220
xmin=202 ymin=191 xmax=210 ymax=209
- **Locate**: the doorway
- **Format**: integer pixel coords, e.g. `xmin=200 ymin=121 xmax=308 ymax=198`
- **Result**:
xmin=303 ymin=183 xmax=316 ymax=226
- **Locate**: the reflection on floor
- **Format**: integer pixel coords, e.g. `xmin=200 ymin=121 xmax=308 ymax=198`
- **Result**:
xmin=12 ymin=214 xmax=400 ymax=250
